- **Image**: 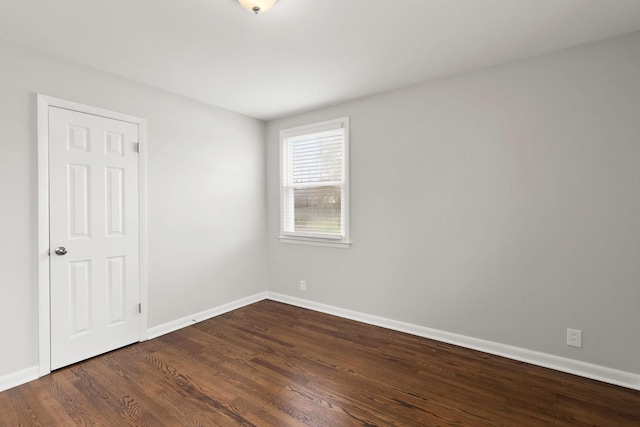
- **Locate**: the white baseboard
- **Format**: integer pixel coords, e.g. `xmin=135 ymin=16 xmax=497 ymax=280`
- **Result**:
xmin=4 ymin=292 xmax=637 ymax=393
xmin=0 ymin=366 xmax=40 ymax=392
xmin=147 ymin=292 xmax=268 ymax=340
xmin=266 ymin=292 xmax=640 ymax=392
xmin=0 ymin=293 xmax=268 ymax=392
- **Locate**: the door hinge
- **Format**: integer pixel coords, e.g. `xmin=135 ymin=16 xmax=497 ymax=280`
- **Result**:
xmin=138 ymin=303 xmax=142 ymax=314
xmin=135 ymin=142 xmax=140 ymax=153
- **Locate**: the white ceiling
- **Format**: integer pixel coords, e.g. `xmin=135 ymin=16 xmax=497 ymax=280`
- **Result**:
xmin=1 ymin=0 xmax=640 ymax=120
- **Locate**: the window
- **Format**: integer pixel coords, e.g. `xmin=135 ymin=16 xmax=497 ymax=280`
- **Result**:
xmin=280 ymin=117 xmax=350 ymax=248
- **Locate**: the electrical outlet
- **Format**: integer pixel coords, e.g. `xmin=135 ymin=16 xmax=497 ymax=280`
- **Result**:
xmin=299 ymin=280 xmax=306 ymax=292
xmin=567 ymin=328 xmax=582 ymax=348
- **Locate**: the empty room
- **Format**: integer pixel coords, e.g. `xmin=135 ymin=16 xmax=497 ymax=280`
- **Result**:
xmin=1 ymin=0 xmax=640 ymax=425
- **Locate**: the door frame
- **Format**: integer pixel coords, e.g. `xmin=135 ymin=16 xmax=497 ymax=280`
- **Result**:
xmin=37 ymin=94 xmax=148 ymax=376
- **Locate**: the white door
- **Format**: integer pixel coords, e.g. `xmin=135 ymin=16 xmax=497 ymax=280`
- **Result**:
xmin=49 ymin=106 xmax=140 ymax=370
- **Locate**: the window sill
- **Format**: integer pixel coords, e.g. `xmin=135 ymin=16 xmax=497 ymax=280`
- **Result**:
xmin=279 ymin=236 xmax=352 ymax=249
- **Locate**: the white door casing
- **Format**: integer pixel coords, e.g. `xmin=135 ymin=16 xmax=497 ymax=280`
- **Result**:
xmin=38 ymin=95 xmax=148 ymax=374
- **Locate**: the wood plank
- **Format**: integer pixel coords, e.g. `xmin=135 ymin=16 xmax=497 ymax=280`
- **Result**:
xmin=1 ymin=300 xmax=639 ymax=426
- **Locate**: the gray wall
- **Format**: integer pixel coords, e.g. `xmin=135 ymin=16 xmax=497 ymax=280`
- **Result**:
xmin=266 ymin=32 xmax=640 ymax=374
xmin=0 ymin=39 xmax=267 ymax=377
xmin=2 ymin=30 xmax=639 ymax=384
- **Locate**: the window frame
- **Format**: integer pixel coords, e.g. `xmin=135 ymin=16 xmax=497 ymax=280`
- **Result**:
xmin=279 ymin=117 xmax=351 ymax=248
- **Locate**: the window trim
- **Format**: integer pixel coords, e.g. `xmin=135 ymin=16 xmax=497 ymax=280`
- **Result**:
xmin=279 ymin=117 xmax=351 ymax=248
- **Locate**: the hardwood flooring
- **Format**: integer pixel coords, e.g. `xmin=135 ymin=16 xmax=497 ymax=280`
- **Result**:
xmin=2 ymin=300 xmax=639 ymax=426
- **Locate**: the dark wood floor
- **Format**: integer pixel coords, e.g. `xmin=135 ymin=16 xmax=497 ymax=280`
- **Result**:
xmin=2 ymin=300 xmax=640 ymax=426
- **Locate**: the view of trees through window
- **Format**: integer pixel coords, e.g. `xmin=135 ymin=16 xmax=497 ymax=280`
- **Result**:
xmin=290 ymin=131 xmax=343 ymax=235
xmin=293 ymin=186 xmax=341 ymax=234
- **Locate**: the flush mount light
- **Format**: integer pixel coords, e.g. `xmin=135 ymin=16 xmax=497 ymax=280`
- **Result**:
xmin=238 ymin=0 xmax=279 ymax=14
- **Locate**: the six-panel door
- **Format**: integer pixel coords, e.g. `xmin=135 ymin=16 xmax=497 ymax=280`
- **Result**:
xmin=49 ymin=107 xmax=140 ymax=370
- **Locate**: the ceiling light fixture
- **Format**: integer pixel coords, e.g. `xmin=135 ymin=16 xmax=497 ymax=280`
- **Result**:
xmin=238 ymin=0 xmax=278 ymax=14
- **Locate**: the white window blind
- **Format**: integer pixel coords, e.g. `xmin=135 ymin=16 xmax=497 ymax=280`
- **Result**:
xmin=280 ymin=118 xmax=350 ymax=246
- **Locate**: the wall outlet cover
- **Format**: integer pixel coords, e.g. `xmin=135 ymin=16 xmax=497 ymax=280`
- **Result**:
xmin=567 ymin=328 xmax=582 ymax=348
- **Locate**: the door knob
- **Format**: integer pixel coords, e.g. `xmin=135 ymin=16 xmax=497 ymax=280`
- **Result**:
xmin=54 ymin=247 xmax=67 ymax=256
